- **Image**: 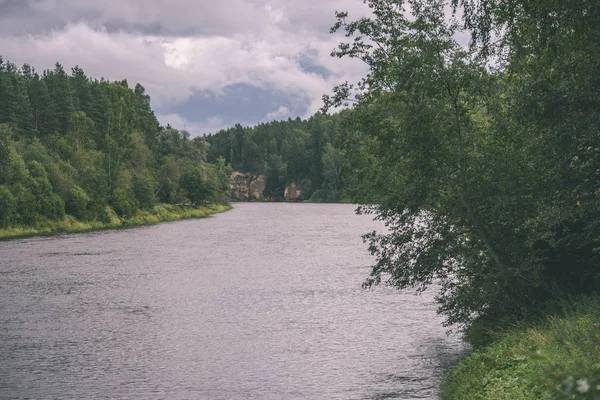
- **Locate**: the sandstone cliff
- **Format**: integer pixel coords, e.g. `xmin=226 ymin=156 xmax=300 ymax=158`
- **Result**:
xmin=284 ymin=181 xmax=301 ymax=202
xmin=228 ymin=172 xmax=266 ymax=201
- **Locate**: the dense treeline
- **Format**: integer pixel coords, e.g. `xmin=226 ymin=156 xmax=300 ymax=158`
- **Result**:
xmin=0 ymin=58 xmax=231 ymax=230
xmin=325 ymin=0 xmax=600 ymax=346
xmin=205 ymin=115 xmax=351 ymax=201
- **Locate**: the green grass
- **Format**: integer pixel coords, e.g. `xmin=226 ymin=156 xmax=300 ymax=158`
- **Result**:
xmin=440 ymin=297 xmax=600 ymax=399
xmin=0 ymin=203 xmax=231 ymax=240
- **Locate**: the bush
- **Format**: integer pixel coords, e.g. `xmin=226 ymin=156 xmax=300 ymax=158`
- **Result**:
xmin=180 ymin=168 xmax=206 ymax=204
xmin=132 ymin=173 xmax=157 ymax=209
xmin=26 ymin=160 xmax=47 ymax=180
xmin=111 ymin=188 xmax=139 ymax=217
xmin=0 ymin=185 xmax=16 ymax=227
xmin=11 ymin=183 xmax=38 ymax=225
xmin=66 ymin=185 xmax=90 ymax=220
xmin=39 ymin=191 xmax=65 ymax=220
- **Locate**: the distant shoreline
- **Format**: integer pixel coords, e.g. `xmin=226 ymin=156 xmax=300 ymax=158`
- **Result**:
xmin=228 ymin=199 xmax=354 ymax=204
xmin=0 ymin=204 xmax=231 ymax=241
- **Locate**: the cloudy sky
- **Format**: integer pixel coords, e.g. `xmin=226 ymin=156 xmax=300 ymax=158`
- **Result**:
xmin=0 ymin=0 xmax=371 ymax=136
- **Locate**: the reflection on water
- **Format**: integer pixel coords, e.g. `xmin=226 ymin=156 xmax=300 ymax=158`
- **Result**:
xmin=0 ymin=203 xmax=466 ymax=399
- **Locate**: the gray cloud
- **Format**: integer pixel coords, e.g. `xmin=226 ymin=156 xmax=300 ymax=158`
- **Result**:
xmin=0 ymin=0 xmax=372 ymax=135
xmin=0 ymin=0 xmax=264 ymax=36
xmin=0 ymin=0 xmax=371 ymax=37
xmin=160 ymin=83 xmax=308 ymax=130
xmin=0 ymin=0 xmax=30 ymax=15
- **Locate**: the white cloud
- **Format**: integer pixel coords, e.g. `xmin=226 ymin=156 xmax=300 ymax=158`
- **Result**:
xmin=265 ymin=106 xmax=290 ymax=120
xmin=157 ymin=113 xmax=228 ymax=135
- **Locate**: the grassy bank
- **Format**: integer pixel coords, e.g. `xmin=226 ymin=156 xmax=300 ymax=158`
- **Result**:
xmin=0 ymin=203 xmax=231 ymax=240
xmin=440 ymin=297 xmax=600 ymax=399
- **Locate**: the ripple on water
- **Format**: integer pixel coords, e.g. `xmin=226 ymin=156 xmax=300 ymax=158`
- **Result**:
xmin=0 ymin=203 xmax=466 ymax=399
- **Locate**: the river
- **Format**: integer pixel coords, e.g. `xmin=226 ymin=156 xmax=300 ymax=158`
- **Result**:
xmin=0 ymin=203 xmax=466 ymax=399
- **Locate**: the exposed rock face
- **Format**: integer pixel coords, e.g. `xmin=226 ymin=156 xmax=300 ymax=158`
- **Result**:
xmin=229 ymin=172 xmax=266 ymax=201
xmin=284 ymin=181 xmax=301 ymax=202
xmin=229 ymin=172 xmax=302 ymax=202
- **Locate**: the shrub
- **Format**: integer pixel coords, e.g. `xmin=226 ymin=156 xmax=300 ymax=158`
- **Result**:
xmin=39 ymin=191 xmax=65 ymax=220
xmin=132 ymin=173 xmax=157 ymax=209
xmin=180 ymin=168 xmax=206 ymax=204
xmin=11 ymin=183 xmax=38 ymax=225
xmin=111 ymin=188 xmax=139 ymax=217
xmin=0 ymin=185 xmax=16 ymax=227
xmin=66 ymin=186 xmax=90 ymax=220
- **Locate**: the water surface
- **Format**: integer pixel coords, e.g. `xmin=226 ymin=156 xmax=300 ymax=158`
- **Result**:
xmin=0 ymin=203 xmax=465 ymax=399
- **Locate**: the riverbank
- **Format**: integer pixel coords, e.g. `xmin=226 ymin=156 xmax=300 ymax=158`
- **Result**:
xmin=440 ymin=296 xmax=600 ymax=399
xmin=0 ymin=203 xmax=232 ymax=240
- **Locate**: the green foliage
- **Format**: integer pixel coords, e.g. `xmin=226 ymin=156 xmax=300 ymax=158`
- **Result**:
xmin=440 ymin=298 xmax=600 ymax=400
xmin=66 ymin=111 xmax=95 ymax=157
xmin=132 ymin=172 xmax=157 ymax=209
xmin=207 ymin=157 xmax=234 ymax=204
xmin=23 ymin=160 xmax=65 ymax=220
xmin=324 ymin=0 xmax=600 ymax=340
xmin=206 ymin=114 xmax=350 ymax=201
xmin=86 ymin=199 xmax=112 ymax=224
xmin=111 ymin=188 xmax=139 ymax=217
xmin=321 ymin=143 xmax=347 ymax=192
xmin=27 ymin=160 xmax=48 ymax=181
xmin=0 ymin=185 xmax=16 ymax=228
xmin=180 ymin=167 xmax=206 ymax=204
xmin=0 ymin=203 xmax=231 ymax=240
xmin=11 ymin=183 xmax=37 ymax=225
xmin=0 ymin=124 xmax=27 ymax=186
xmin=264 ymin=153 xmax=287 ymax=196
xmin=0 ymin=57 xmax=232 ymax=230
xmin=66 ymin=185 xmax=90 ymax=220
xmin=38 ymin=191 xmax=65 ymax=220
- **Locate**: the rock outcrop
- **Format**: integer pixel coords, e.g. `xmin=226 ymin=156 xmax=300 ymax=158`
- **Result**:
xmin=229 ymin=172 xmax=266 ymax=201
xmin=229 ymin=172 xmax=304 ymax=202
xmin=284 ymin=181 xmax=301 ymax=202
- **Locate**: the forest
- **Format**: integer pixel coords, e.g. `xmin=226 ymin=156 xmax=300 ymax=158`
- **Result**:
xmin=0 ymin=58 xmax=233 ymax=235
xmin=0 ymin=56 xmax=354 ymax=237
xmin=205 ymin=115 xmax=351 ymax=201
